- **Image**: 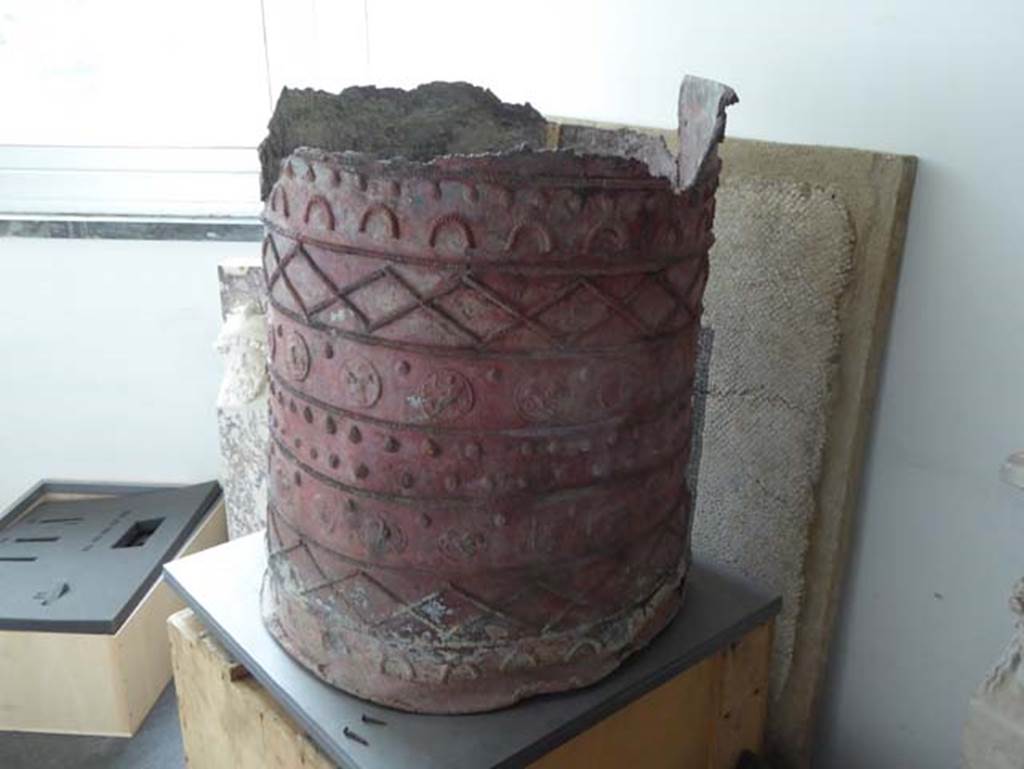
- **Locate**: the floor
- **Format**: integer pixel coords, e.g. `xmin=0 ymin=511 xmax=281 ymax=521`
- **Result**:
xmin=0 ymin=685 xmax=183 ymax=769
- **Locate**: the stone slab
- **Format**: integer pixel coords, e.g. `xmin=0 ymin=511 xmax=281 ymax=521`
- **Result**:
xmin=693 ymin=170 xmax=852 ymax=751
xmin=714 ymin=140 xmax=916 ymax=768
xmin=218 ymin=256 xmax=267 ymax=321
xmin=215 ymin=280 xmax=270 ymax=540
xmin=164 ymin=533 xmax=780 ymax=769
xmin=962 ymin=578 xmax=1024 ymax=768
xmin=964 ymin=684 xmax=1024 ymax=769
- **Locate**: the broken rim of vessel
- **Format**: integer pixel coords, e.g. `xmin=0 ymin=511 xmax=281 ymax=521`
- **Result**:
xmin=276 ymin=75 xmax=737 ymax=194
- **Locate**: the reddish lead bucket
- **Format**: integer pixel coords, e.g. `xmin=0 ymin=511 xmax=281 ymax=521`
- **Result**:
xmin=261 ymin=78 xmax=736 ymax=713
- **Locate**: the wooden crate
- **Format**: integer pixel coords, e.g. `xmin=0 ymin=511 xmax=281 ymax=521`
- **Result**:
xmin=168 ymin=607 xmax=773 ymax=769
xmin=0 ymin=499 xmax=227 ymax=736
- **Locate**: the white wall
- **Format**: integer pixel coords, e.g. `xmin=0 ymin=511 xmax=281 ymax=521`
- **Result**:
xmin=2 ymin=2 xmax=1023 ymax=765
xmin=0 ymin=238 xmax=250 ymax=504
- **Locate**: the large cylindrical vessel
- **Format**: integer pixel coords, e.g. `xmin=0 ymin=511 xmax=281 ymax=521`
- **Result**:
xmin=261 ymin=78 xmax=735 ymax=713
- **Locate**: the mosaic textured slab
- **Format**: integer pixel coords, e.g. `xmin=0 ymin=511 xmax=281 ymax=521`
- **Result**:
xmin=704 ymin=141 xmax=916 ymax=767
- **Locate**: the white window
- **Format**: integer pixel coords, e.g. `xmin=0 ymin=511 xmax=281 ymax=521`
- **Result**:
xmin=0 ymin=0 xmax=368 ymax=216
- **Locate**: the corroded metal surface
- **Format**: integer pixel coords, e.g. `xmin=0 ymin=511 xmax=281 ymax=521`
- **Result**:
xmin=261 ymin=80 xmax=735 ymax=713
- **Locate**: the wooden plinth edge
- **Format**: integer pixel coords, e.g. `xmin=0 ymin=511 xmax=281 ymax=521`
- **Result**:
xmin=168 ymin=608 xmax=333 ymax=769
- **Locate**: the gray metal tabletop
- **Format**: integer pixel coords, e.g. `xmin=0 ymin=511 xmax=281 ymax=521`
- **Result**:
xmin=165 ymin=533 xmax=779 ymax=769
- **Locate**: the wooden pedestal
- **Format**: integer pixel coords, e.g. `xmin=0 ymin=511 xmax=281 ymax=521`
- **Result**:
xmin=169 ymin=608 xmax=773 ymax=769
xmin=0 ymin=499 xmax=227 ymax=736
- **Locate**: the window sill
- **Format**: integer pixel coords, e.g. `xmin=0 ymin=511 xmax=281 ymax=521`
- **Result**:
xmin=0 ymin=214 xmax=262 ymax=242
